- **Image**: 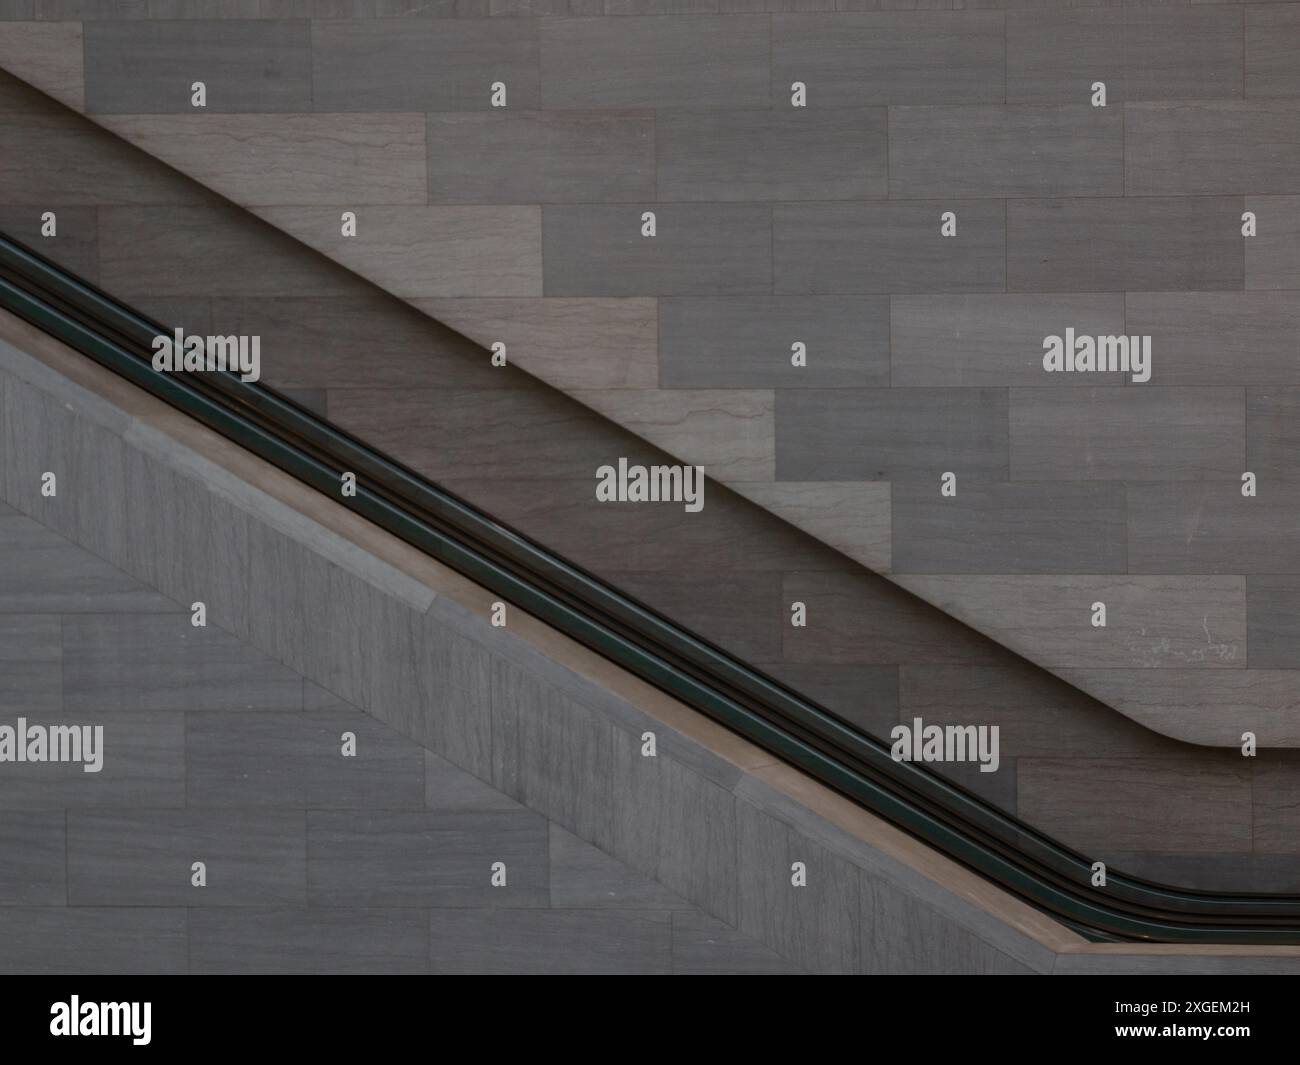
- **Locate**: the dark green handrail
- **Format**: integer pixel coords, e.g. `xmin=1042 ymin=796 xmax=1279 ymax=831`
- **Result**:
xmin=3 ymin=231 xmax=1298 ymax=943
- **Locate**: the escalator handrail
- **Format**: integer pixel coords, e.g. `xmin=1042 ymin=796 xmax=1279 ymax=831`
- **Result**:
xmin=2 ymin=231 xmax=1298 ymax=944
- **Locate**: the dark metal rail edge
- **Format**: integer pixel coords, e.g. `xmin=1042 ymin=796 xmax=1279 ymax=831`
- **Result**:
xmin=2 ymin=232 xmax=1297 ymax=944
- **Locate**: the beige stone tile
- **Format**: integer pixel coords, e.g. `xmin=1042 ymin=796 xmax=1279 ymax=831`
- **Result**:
xmin=569 ymin=388 xmax=774 ymax=482
xmin=416 ymin=297 xmax=658 ymax=390
xmin=256 ymin=205 xmax=542 ymax=298
xmin=0 ymin=21 xmax=84 ymax=112
xmin=896 ymin=574 xmax=1247 ymax=669
xmin=734 ymin=480 xmax=890 ymax=573
xmin=98 ymin=113 xmax=427 ymax=205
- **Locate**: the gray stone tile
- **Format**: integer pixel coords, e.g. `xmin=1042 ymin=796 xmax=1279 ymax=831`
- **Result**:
xmin=331 ymin=588 xmax=415 ymax=742
xmin=657 ymin=107 xmax=886 ymax=201
xmin=543 ymin=204 xmax=771 ymax=296
xmin=85 ymin=20 xmax=312 ymax=113
xmin=429 ymin=908 xmax=672 ymax=974
xmin=63 ymin=613 xmax=303 ymax=712
xmin=1127 ymin=480 xmax=1300 ymax=574
xmin=1248 ymin=576 xmax=1300 ymax=669
xmin=1125 ymin=102 xmax=1300 ymax=196
xmin=118 ymin=460 xmax=253 ymax=639
xmin=888 ymin=105 xmax=1122 ymax=198
xmin=83 ymin=431 xmax=180 ymax=600
xmin=0 ymin=908 xmax=187 ymax=975
xmin=36 ymin=0 xmax=145 ymax=12
xmin=1126 ymin=292 xmax=1300 ymax=386
xmin=1018 ymin=756 xmax=1253 ymax=856
xmin=1 ymin=339 xmax=135 ymax=450
xmin=604 ymin=619 xmax=738 ymax=752
xmin=511 ymin=675 xmax=615 ymax=850
xmin=0 ymin=712 xmax=184 ymax=809
xmin=428 ymin=111 xmax=654 ymax=203
xmin=100 ymin=113 xmax=428 ymax=205
xmin=147 ymin=0 xmax=261 ymax=13
xmin=1254 ymin=754 xmax=1300 ymax=855
xmin=312 ymin=18 xmax=540 ymax=111
xmin=67 ymin=808 xmax=307 ymax=904
xmin=0 ymin=614 xmax=59 ymax=712
xmin=306 ymin=809 xmax=548 ymax=906
xmin=891 ymin=294 xmax=1126 ymax=387
xmin=1010 ymin=387 xmax=1244 ymax=481
xmin=299 ymin=559 xmax=389 ymax=713
xmin=99 ymin=206 xmax=356 ymax=300
xmin=0 ymin=388 xmax=137 ymax=570
xmin=241 ymin=518 xmax=312 ymax=677
xmin=604 ymin=0 xmax=716 ymax=11
xmin=608 ymin=745 xmax=739 ymax=925
xmin=549 ymin=824 xmax=686 ymax=909
xmin=782 ymin=569 xmax=1004 ymax=667
xmin=1007 ymin=8 xmax=1243 ymax=104
xmin=303 ymin=681 xmax=352 ymax=712
xmin=352 ymin=0 xmax=489 ymax=11
xmin=0 ymin=112 xmax=209 ymax=207
xmin=396 ymin=0 xmax=495 ymax=11
xmin=1055 ymin=953 xmax=1300 ymax=976
xmin=660 ymin=296 xmax=889 ymax=389
xmin=1248 ymin=7 xmax=1300 ymax=99
xmin=0 ymin=811 xmax=65 ymax=904
xmin=1250 ymin=388 xmax=1300 ymax=486
xmin=776 ymin=388 xmax=1008 ymax=481
xmin=0 ymin=207 xmax=98 ymax=284
xmin=539 ymin=16 xmax=768 ymax=108
xmin=735 ymin=800 xmax=859 ymax=973
xmin=861 ymin=878 xmax=1036 ymax=974
xmin=670 ymin=911 xmax=802 ymax=974
xmin=1008 ymin=197 xmax=1244 ymax=292
xmin=898 ymin=573 xmax=1246 ymax=669
xmin=0 ymin=518 xmax=173 ymax=614
xmin=411 ymin=611 xmax=495 ymax=786
xmin=426 ymin=749 xmax=522 ymax=812
xmin=891 ymin=480 xmax=1127 ymax=574
xmin=494 ymin=0 xmax=592 ymax=13
xmin=191 ymin=908 xmax=430 ymax=974
xmin=488 ymin=656 xmax=527 ymax=800
xmin=1246 ymin=195 xmax=1300 ymax=290
xmin=770 ymin=13 xmax=1004 ymax=106
xmin=544 ymin=675 xmax=745 ymax=796
xmin=187 ymin=711 xmax=425 ymax=808
xmin=774 ymin=201 xmax=1006 ymax=294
